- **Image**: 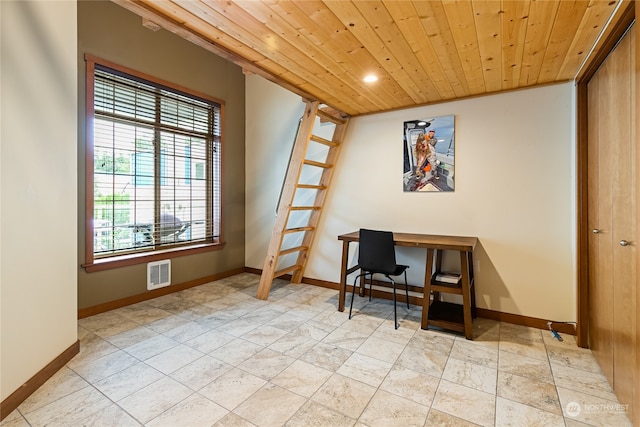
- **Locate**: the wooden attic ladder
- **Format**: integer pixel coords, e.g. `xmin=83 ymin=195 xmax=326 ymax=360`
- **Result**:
xmin=257 ymin=100 xmax=350 ymax=300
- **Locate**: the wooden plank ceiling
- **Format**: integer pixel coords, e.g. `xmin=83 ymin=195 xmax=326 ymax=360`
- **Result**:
xmin=114 ymin=0 xmax=624 ymax=117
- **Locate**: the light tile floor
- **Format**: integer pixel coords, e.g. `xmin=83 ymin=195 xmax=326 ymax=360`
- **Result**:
xmin=1 ymin=273 xmax=633 ymax=427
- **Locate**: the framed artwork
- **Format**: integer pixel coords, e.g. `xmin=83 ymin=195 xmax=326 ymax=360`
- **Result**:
xmin=403 ymin=114 xmax=455 ymax=192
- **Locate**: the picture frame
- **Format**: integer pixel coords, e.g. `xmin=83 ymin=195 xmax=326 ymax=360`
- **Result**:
xmin=402 ymin=115 xmax=455 ymax=192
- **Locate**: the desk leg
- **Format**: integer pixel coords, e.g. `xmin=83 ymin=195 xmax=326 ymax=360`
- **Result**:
xmin=421 ymin=248 xmax=435 ymax=330
xmin=338 ymin=240 xmax=349 ymax=312
xmin=460 ymin=251 xmax=473 ymax=339
xmin=468 ymin=251 xmax=477 ymax=318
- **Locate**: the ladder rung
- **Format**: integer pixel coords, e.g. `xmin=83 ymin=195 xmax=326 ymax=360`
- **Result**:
xmin=279 ymin=245 xmax=309 ymax=256
xmin=290 ymin=206 xmax=321 ymax=211
xmin=296 ymin=184 xmax=327 ymax=190
xmin=317 ymin=109 xmax=347 ymax=125
xmin=310 ymin=135 xmax=338 ymax=147
xmin=304 ymin=160 xmax=332 ymax=169
xmin=283 ymin=226 xmax=315 ymax=234
xmin=274 ymin=264 xmax=302 ymax=278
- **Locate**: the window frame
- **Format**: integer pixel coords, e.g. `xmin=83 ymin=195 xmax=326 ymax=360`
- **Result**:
xmin=83 ymin=55 xmax=225 ymax=272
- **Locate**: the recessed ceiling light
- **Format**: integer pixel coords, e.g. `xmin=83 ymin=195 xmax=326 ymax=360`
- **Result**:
xmin=363 ymin=74 xmax=378 ymax=83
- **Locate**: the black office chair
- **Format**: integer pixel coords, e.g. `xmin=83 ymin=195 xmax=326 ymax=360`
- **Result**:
xmin=349 ymin=229 xmax=410 ymax=329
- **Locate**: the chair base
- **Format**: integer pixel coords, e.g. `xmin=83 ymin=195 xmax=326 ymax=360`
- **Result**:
xmin=348 ymin=270 xmax=410 ymax=330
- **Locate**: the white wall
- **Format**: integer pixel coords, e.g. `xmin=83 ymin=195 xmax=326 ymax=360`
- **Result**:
xmin=246 ymin=75 xmax=576 ymax=323
xmin=1 ymin=1 xmax=78 ymax=401
xmin=245 ymin=77 xmax=306 ymax=267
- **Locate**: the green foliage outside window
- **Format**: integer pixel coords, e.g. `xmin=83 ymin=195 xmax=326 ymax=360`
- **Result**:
xmin=94 ymin=193 xmax=131 ymax=252
xmin=95 ymin=152 xmax=131 ymax=174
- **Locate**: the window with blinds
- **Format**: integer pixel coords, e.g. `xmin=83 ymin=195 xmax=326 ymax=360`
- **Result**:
xmin=88 ymin=60 xmax=222 ymax=261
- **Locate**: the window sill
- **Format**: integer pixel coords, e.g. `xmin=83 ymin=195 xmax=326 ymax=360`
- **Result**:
xmin=82 ymin=241 xmax=225 ymax=272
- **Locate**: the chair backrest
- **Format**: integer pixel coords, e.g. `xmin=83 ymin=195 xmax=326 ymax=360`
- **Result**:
xmin=358 ymin=229 xmax=397 ymax=275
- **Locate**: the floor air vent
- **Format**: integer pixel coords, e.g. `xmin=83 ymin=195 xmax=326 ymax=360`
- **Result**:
xmin=147 ymin=260 xmax=171 ymax=290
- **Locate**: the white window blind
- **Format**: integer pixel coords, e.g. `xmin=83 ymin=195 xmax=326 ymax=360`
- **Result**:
xmin=92 ymin=65 xmax=221 ymax=257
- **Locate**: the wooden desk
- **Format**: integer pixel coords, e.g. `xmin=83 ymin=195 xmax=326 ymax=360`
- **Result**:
xmin=337 ymin=231 xmax=478 ymax=339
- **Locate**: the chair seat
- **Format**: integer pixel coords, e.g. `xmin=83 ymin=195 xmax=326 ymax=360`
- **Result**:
xmin=391 ymin=265 xmax=409 ymax=276
xmin=363 ymin=264 xmax=408 ymax=277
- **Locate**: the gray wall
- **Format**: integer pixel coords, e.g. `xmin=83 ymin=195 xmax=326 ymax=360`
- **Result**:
xmin=77 ymin=1 xmax=246 ymax=309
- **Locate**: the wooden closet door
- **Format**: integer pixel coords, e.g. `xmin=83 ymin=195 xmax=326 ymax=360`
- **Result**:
xmin=611 ymin=27 xmax=636 ymax=408
xmin=588 ymin=24 xmax=636 ymax=411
